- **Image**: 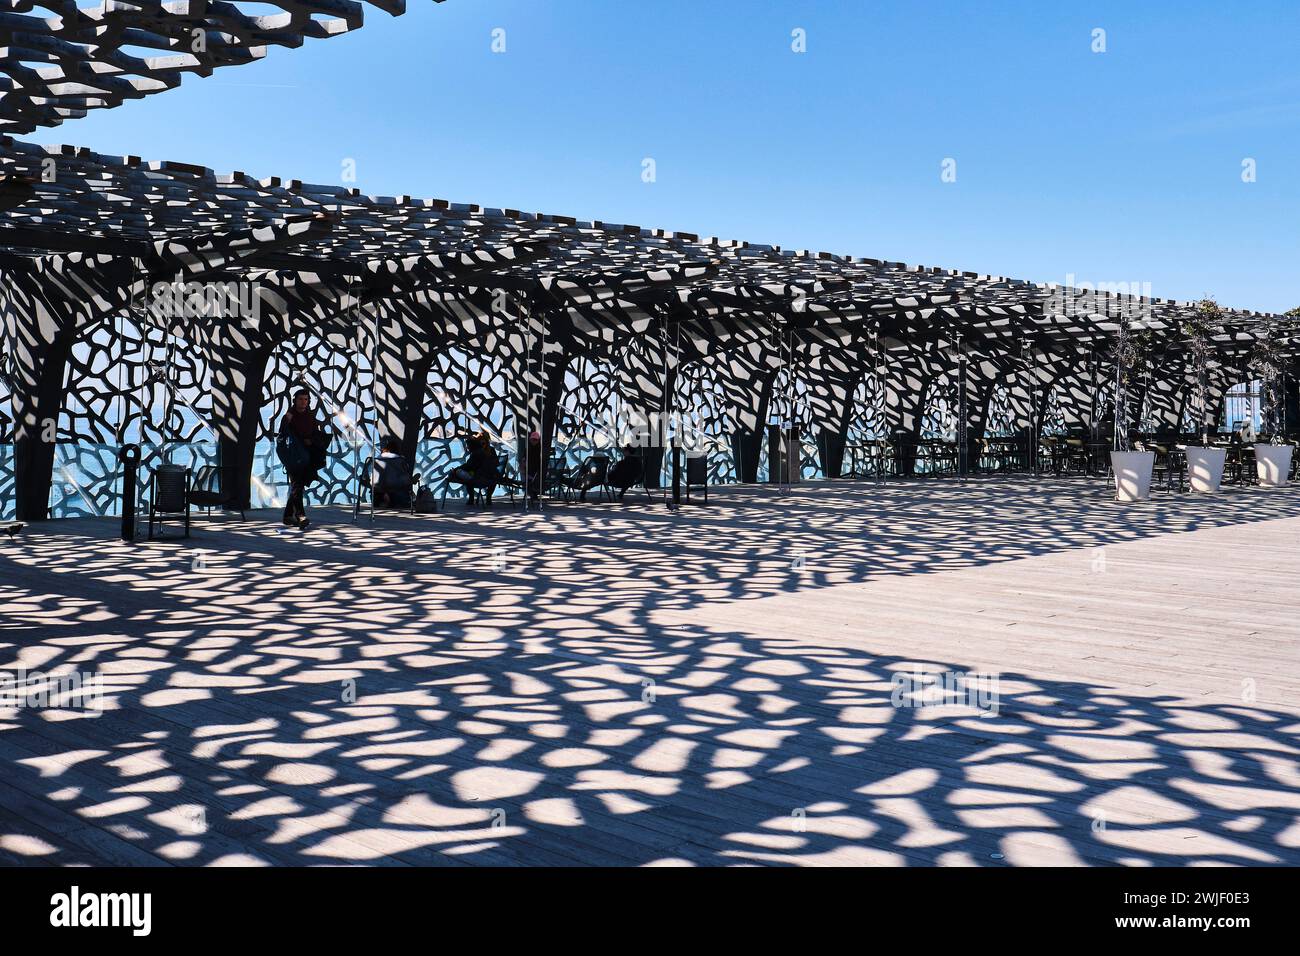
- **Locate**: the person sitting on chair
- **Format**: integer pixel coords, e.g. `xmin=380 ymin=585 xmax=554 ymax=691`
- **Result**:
xmin=372 ymin=435 xmax=413 ymax=509
xmin=608 ymin=444 xmax=645 ymax=500
xmin=524 ymin=430 xmax=543 ymax=500
xmin=449 ymin=431 xmax=498 ymax=505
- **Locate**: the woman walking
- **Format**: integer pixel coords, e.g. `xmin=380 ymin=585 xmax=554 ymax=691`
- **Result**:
xmin=277 ymin=388 xmax=326 ymax=529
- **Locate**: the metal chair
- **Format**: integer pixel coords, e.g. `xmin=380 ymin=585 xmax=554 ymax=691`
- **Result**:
xmin=440 ymin=460 xmax=500 ymax=509
xmin=358 ymin=455 xmax=421 ymax=518
xmin=915 ymin=440 xmax=957 ymax=476
xmin=1039 ymin=435 xmax=1062 ymax=475
xmin=1148 ymin=443 xmax=1186 ymax=493
xmin=608 ymin=452 xmax=654 ymax=502
xmin=543 ymin=455 xmax=570 ymax=501
xmin=147 ymin=463 xmax=191 ymax=540
xmin=188 ymin=464 xmax=245 ymax=521
xmin=684 ymin=453 xmax=709 ymax=504
xmin=494 ymin=450 xmax=521 ymax=505
xmin=564 ymin=454 xmax=611 ymax=502
xmin=875 ymin=439 xmax=898 ymax=478
xmin=1063 ymin=438 xmax=1090 ymax=476
xmin=1225 ymin=441 xmax=1254 ymax=486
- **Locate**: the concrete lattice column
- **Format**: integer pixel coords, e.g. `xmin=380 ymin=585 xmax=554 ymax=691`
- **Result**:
xmin=504 ymin=309 xmax=571 ymax=465
xmin=800 ymin=337 xmax=859 ymax=478
xmin=358 ymin=298 xmax=442 ymax=463
xmin=0 ymin=253 xmax=134 ymax=520
xmin=884 ymin=342 xmax=933 ymax=439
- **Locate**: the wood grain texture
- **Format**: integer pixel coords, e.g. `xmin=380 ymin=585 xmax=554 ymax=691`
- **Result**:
xmin=1 ymin=475 xmax=1298 ymax=866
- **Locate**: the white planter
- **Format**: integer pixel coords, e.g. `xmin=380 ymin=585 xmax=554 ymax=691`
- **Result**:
xmin=1254 ymin=444 xmax=1293 ymax=487
xmin=1185 ymin=446 xmax=1226 ymax=493
xmin=1110 ymin=450 xmax=1154 ymax=501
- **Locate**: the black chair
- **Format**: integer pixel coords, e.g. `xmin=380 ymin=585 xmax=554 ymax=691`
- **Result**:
xmin=891 ymin=434 xmax=918 ymax=477
xmin=147 ymin=463 xmax=191 ymax=540
xmin=1225 ymin=440 xmax=1253 ymax=486
xmin=993 ymin=437 xmax=1014 ymax=472
xmin=684 ymin=453 xmax=709 ymax=503
xmin=1013 ymin=432 xmax=1035 ymax=472
xmin=1062 ymin=438 xmax=1091 ymax=476
xmin=1038 ymin=435 xmax=1062 ymax=475
xmin=188 ymin=464 xmax=246 ymax=521
xmin=982 ymin=437 xmax=1002 ymax=473
xmin=564 ymin=454 xmax=611 ymax=502
xmin=543 ymin=455 xmax=570 ymax=500
xmin=936 ymin=440 xmax=959 ymax=475
xmin=1146 ymin=443 xmax=1186 ymax=493
xmin=1239 ymin=444 xmax=1258 ymax=486
xmin=915 ymin=440 xmax=956 ymax=476
xmin=359 ymin=454 xmax=421 ymax=518
xmin=874 ymin=439 xmax=897 ymax=478
xmin=608 ymin=452 xmax=654 ymax=502
xmin=441 ymin=459 xmax=500 ymax=509
xmin=494 ymin=450 xmax=521 ymax=505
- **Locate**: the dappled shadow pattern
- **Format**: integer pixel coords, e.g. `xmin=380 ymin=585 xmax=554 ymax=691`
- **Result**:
xmin=1 ymin=476 xmax=1299 ymax=866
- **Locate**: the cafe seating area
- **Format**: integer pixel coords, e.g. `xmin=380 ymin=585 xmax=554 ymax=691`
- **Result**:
xmin=1037 ymin=429 xmax=1300 ymax=490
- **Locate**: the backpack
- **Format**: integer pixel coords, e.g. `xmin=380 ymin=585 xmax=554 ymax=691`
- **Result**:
xmin=276 ymin=433 xmax=309 ymax=478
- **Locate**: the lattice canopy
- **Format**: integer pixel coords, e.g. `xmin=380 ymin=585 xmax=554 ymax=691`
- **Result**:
xmin=0 ymin=2 xmax=1296 ymax=523
xmin=0 ymin=0 xmax=412 ymax=133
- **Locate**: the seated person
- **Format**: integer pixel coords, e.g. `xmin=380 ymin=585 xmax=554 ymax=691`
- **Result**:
xmin=607 ymin=445 xmax=645 ymax=499
xmin=372 ymin=436 xmax=413 ymax=509
xmin=449 ymin=432 xmax=499 ymax=504
xmin=523 ymin=430 xmax=543 ymax=500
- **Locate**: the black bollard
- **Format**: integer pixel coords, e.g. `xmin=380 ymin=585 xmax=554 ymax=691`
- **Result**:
xmin=118 ymin=444 xmax=141 ymax=543
xmin=671 ymin=441 xmax=681 ymax=509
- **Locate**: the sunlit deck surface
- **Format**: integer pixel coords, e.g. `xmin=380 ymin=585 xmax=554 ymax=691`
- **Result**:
xmin=2 ymin=476 xmax=1299 ymax=866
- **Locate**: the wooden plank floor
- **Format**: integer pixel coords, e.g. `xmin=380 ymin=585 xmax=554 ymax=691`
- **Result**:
xmin=2 ymin=475 xmax=1299 ymax=866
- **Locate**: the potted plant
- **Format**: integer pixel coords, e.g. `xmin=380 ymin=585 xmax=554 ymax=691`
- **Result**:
xmin=1109 ymin=315 xmax=1155 ymax=501
xmin=1181 ymin=299 xmax=1226 ymax=492
xmin=1249 ymin=328 xmax=1292 ymax=486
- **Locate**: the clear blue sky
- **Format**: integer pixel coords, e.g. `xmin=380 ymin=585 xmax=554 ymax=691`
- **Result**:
xmin=27 ymin=0 xmax=1300 ymax=312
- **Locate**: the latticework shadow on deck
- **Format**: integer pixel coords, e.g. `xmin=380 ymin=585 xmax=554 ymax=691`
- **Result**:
xmin=1 ymin=476 xmax=1298 ymax=866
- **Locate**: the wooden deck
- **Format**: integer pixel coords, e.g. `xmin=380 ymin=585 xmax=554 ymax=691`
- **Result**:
xmin=2 ymin=475 xmax=1299 ymax=866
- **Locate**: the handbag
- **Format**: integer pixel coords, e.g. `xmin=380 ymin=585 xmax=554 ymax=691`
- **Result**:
xmin=312 ymin=424 xmax=333 ymax=469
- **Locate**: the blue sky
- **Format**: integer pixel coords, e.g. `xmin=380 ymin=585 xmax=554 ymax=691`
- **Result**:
xmin=28 ymin=0 xmax=1300 ymax=312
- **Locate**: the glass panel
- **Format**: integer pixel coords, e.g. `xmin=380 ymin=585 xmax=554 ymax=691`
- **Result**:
xmin=1222 ymin=381 xmax=1262 ymax=434
xmin=45 ymin=441 xmax=222 ymax=518
xmin=0 ymin=443 xmax=14 ymax=522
